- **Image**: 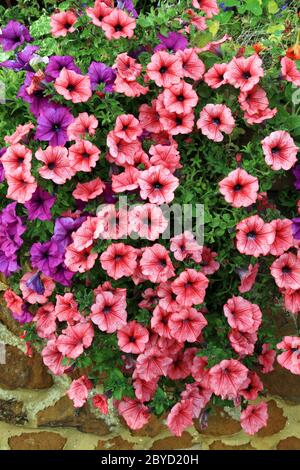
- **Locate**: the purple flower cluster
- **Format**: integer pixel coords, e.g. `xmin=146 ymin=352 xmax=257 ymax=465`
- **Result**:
xmin=24 ymin=186 xmax=56 ymax=221
xmin=88 ymin=61 xmax=116 ymax=92
xmin=0 ymin=202 xmax=25 ymax=276
xmin=0 ymin=44 xmax=39 ymax=71
xmin=0 ymin=20 xmax=32 ymax=51
xmin=29 ymin=216 xmax=86 ymax=286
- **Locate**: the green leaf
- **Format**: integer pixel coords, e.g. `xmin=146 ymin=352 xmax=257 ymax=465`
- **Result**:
xmin=30 ymin=14 xmax=50 ymax=37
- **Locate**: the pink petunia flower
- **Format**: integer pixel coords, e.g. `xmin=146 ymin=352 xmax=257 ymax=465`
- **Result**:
xmin=92 ymin=394 xmax=109 ymax=414
xmin=197 ymin=103 xmax=235 ymax=142
xmin=36 ymin=146 xmax=74 ymax=184
xmin=55 ymin=68 xmax=92 ymax=103
xmin=114 ymin=52 xmax=142 ymax=81
xmin=67 ymin=112 xmax=98 ymax=141
xmin=204 ymin=63 xmax=228 ymax=88
xmin=114 ymin=114 xmax=142 ymax=142
xmin=86 ymin=1 xmax=113 ymax=27
xmin=223 ymin=296 xmax=262 ymax=333
xmin=238 ymin=86 xmax=269 ymax=115
xmin=6 ymin=168 xmax=37 ymax=203
xmin=55 ymin=293 xmax=82 ymax=324
xmin=146 ymin=51 xmax=183 ymax=88
xmin=219 ymin=168 xmax=259 ymax=208
xmin=277 ymin=336 xmax=300 ymax=375
xmin=224 ymin=54 xmax=264 ymax=92
xmin=237 ymin=263 xmax=259 ymax=293
xmin=56 ymin=321 xmax=94 ymax=359
xmin=270 ymin=252 xmax=300 ymax=290
xmin=67 ymin=376 xmax=93 ymax=408
xmin=112 ymin=166 xmax=140 ymax=193
xmin=209 ymin=359 xmax=250 ymax=399
xmin=199 ymin=247 xmax=220 ymax=274
xmin=140 ymin=244 xmax=175 ymax=283
xmin=240 ymin=371 xmax=263 ymax=401
xmin=117 ymin=320 xmax=149 ymax=354
xmin=100 ymin=242 xmax=137 ymax=280
xmin=166 ymin=399 xmax=194 ymax=437
xmin=162 ymin=80 xmax=198 ymax=114
xmin=192 ymin=0 xmax=219 ymax=18
xmin=68 ymin=140 xmax=101 ymax=172
xmin=171 ymin=268 xmax=209 ymax=307
xmin=65 ymin=243 xmax=97 ymax=273
xmin=135 ymin=346 xmax=173 ymax=381
xmin=20 ymin=272 xmax=55 ymax=305
xmin=176 ymin=48 xmax=205 ymax=80
xmin=169 ymin=307 xmax=207 ymax=343
xmin=4 ymin=122 xmax=34 ymax=145
xmin=281 ymin=57 xmax=300 ymax=87
xmin=91 ymin=291 xmax=127 ymax=333
xmin=72 ymin=177 xmax=105 ymax=201
xmin=240 ymin=402 xmax=268 ymax=435
xmin=284 ymin=288 xmax=300 ymax=315
xmin=101 ymin=9 xmax=136 ymax=40
xmin=34 ymin=303 xmax=57 ymax=339
xmin=261 ymin=130 xmax=298 ymax=171
xmin=42 ymin=339 xmax=68 ymax=376
xmin=50 ymin=10 xmax=77 ymax=37
xmin=269 ymin=219 xmax=293 ymax=257
xmin=258 ymin=343 xmax=276 ymax=374
xmin=117 ymin=398 xmax=150 ymax=430
xmin=236 ymin=215 xmax=275 ymax=257
xmin=228 ymin=329 xmax=257 ymax=356
xmin=138 ymin=165 xmax=179 ymax=205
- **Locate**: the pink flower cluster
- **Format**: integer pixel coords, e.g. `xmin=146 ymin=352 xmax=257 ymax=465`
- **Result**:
xmin=1 ymin=0 xmax=300 ymax=438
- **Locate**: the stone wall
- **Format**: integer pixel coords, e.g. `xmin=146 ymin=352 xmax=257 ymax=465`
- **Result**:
xmin=1 ymin=303 xmax=300 ymax=450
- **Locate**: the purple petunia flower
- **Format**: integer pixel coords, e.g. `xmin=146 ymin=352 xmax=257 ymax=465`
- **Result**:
xmin=18 ymin=71 xmax=50 ymax=117
xmin=0 ymin=44 xmax=39 ymax=71
xmin=53 ymin=216 xmax=86 ymax=248
xmin=0 ymin=252 xmax=19 ymax=276
xmin=293 ymin=165 xmax=300 ymax=190
xmin=35 ymin=104 xmax=74 ymax=146
xmin=88 ymin=61 xmax=116 ymax=92
xmin=103 ymin=182 xmax=117 ymax=204
xmin=30 ymin=240 xmax=64 ymax=277
xmin=12 ymin=304 xmax=33 ymax=324
xmin=51 ymin=263 xmax=74 ymax=287
xmin=292 ymin=218 xmax=300 ymax=240
xmin=24 ymin=186 xmax=56 ymax=221
xmin=154 ymin=32 xmax=188 ymax=53
xmin=45 ymin=55 xmax=81 ymax=81
xmin=26 ymin=271 xmax=45 ymax=295
xmin=117 ymin=0 xmax=138 ymax=18
xmin=0 ymin=202 xmax=26 ymax=256
xmin=0 ymin=20 xmax=32 ymax=52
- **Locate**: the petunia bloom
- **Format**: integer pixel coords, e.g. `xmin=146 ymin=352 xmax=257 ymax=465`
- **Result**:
xmin=219 ymin=168 xmax=259 ymax=208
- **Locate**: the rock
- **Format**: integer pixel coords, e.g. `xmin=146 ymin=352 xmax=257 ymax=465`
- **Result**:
xmin=8 ymin=432 xmax=67 ymax=450
xmin=257 ymin=400 xmax=286 ymax=437
xmin=209 ymin=441 xmax=255 ymax=450
xmin=0 ymin=344 xmax=53 ymax=390
xmin=194 ymin=408 xmax=241 ymax=436
xmin=259 ymin=363 xmax=300 ymax=403
xmin=0 ymin=299 xmax=22 ymax=336
xmin=151 ymin=432 xmax=193 ymax=450
xmin=96 ymin=436 xmax=134 ymax=450
xmin=0 ymin=399 xmax=27 ymax=425
xmin=37 ymin=396 xmax=110 ymax=436
xmin=131 ymin=415 xmax=167 ymax=438
xmin=277 ymin=437 xmax=300 ymax=450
